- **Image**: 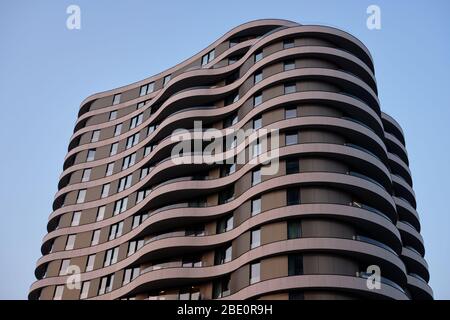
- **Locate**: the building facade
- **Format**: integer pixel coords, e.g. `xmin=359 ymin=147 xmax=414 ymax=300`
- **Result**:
xmin=30 ymin=19 xmax=432 ymax=300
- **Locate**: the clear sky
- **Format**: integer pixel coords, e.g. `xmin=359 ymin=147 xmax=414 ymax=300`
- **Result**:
xmin=0 ymin=0 xmax=449 ymax=300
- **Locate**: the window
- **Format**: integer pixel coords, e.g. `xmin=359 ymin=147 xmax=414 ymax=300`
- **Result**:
xmin=182 ymin=256 xmax=202 ymax=268
xmin=229 ymin=39 xmax=238 ymax=47
xmin=254 ymin=51 xmax=263 ymax=63
xmin=215 ymin=245 xmax=232 ymax=265
xmin=101 ymin=184 xmax=110 ymax=198
xmin=251 ymin=229 xmax=261 ymax=249
xmin=147 ymin=124 xmax=156 ymax=135
xmin=136 ymin=189 xmax=150 ymax=203
xmin=114 ymin=124 xmax=122 ymax=137
xmin=118 ymin=175 xmax=132 ymax=192
xmin=86 ymin=149 xmax=96 ymax=162
xmin=287 ymin=188 xmax=300 ymax=206
xmin=109 ymin=110 xmax=117 ymax=121
xmin=130 ymin=113 xmax=143 ymax=129
xmin=110 ymin=142 xmax=118 ymax=156
xmin=65 ymin=234 xmax=76 ymax=250
xmin=286 ymin=158 xmax=299 ymax=174
xmin=137 ymin=101 xmax=146 ymax=109
xmin=253 ymin=93 xmax=262 ymax=107
xmin=123 ymin=267 xmax=140 ymax=285
xmin=109 ymin=222 xmax=124 ymax=240
xmin=91 ymin=130 xmax=100 ymax=142
xmin=288 ymin=220 xmax=302 ymax=239
xmin=122 ymin=153 xmax=136 ymax=170
xmin=284 ymin=83 xmax=296 ymax=94
xmin=81 ymin=169 xmax=91 ymax=182
xmin=220 ymin=163 xmax=236 ymax=177
xmin=288 ymin=254 xmax=303 ymax=276
xmin=113 ymin=197 xmax=128 ymax=215
xmin=285 ymin=107 xmax=297 ymax=119
xmin=112 ymin=94 xmax=121 ymax=105
xmin=91 ymin=229 xmax=101 ymax=245
xmin=59 ymin=259 xmax=70 ymax=275
xmin=179 ymin=287 xmax=201 ymax=300
xmin=80 ymin=281 xmax=90 ymax=299
xmin=283 ymin=39 xmax=295 ymax=49
xmin=213 ymin=276 xmax=230 ymax=298
xmin=85 ymin=254 xmax=95 ymax=272
xmin=76 ymin=189 xmax=86 ymax=204
xmin=285 ymin=132 xmax=298 ymax=145
xmin=96 ymin=206 xmax=105 ymax=222
xmin=217 ymin=215 xmax=234 ymax=234
xmin=104 ymin=247 xmax=119 ymax=267
xmin=140 ymin=82 xmax=154 ymax=96
xmin=163 ymin=74 xmax=171 ymax=86
xmin=284 ymin=60 xmax=295 ymax=71
xmin=132 ymin=214 xmax=148 ymax=229
xmin=253 ymin=117 xmax=262 ymax=130
xmin=218 ymin=186 xmax=234 ymax=204
xmin=53 ymin=285 xmax=64 ymax=300
xmin=140 ymin=167 xmax=150 ymax=180
xmin=126 ymin=133 xmax=140 ymax=149
xmin=228 ymin=56 xmax=239 ymax=64
xmin=201 ymin=49 xmax=215 ymax=66
xmin=128 ymin=239 xmax=145 ymax=256
xmin=185 ymin=226 xmax=205 ymax=237
xmin=98 ymin=274 xmax=114 ymax=295
xmin=254 ymin=71 xmax=263 ymax=84
xmin=144 ymin=145 xmax=153 ymax=156
xmin=223 ymin=113 xmax=238 ymax=128
xmin=250 ymin=262 xmax=261 ymax=284
xmin=71 ymin=211 xmax=81 ymax=226
xmin=252 ymin=169 xmax=261 ymax=186
xmin=251 ymin=198 xmax=261 ymax=216
xmin=105 ymin=162 xmax=114 ymax=177
xmin=289 ymin=291 xmax=305 ymax=300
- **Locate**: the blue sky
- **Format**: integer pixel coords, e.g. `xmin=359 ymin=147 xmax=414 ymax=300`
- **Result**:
xmin=0 ymin=0 xmax=449 ymax=299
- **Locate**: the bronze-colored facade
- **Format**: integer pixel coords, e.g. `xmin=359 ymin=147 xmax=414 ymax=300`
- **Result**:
xmin=30 ymin=19 xmax=432 ymax=300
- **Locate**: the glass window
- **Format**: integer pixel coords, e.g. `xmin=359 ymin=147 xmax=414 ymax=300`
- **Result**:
xmin=122 ymin=153 xmax=136 ymax=170
xmin=284 ymin=60 xmax=295 ymax=71
xmin=285 ymin=132 xmax=298 ymax=145
xmin=289 ymin=291 xmax=305 ymax=300
xmin=253 ymin=93 xmax=262 ymax=107
xmin=101 ymin=184 xmax=110 ymax=198
xmin=140 ymin=167 xmax=150 ymax=180
xmin=104 ymin=247 xmax=119 ymax=267
xmin=53 ymin=285 xmax=64 ymax=300
xmin=118 ymin=175 xmax=132 ymax=192
xmin=251 ymin=229 xmax=261 ymax=249
xmin=212 ymin=277 xmax=230 ymax=298
xmin=254 ymin=71 xmax=263 ymax=84
xmin=217 ymin=215 xmax=234 ymax=234
xmin=91 ymin=229 xmax=101 ymax=245
xmin=284 ymin=83 xmax=296 ymax=94
xmin=86 ymin=149 xmax=96 ymax=162
xmin=123 ymin=267 xmax=140 ymax=285
xmin=130 ymin=114 xmax=143 ymax=129
xmin=288 ymin=220 xmax=302 ymax=239
xmin=252 ymin=169 xmax=261 ymax=186
xmin=113 ymin=198 xmax=128 ymax=215
xmin=202 ymin=49 xmax=215 ymax=66
xmin=98 ymin=274 xmax=114 ymax=295
xmin=250 ymin=262 xmax=261 ymax=284
xmin=163 ymin=74 xmax=171 ymax=86
xmin=251 ymin=198 xmax=261 ymax=216
xmin=59 ymin=259 xmax=70 ymax=275
xmin=286 ymin=158 xmax=299 ymax=174
xmin=85 ymin=254 xmax=95 ymax=272
xmin=288 ymin=254 xmax=303 ymax=276
xmin=254 ymin=51 xmax=263 ymax=63
xmin=283 ymin=39 xmax=295 ymax=49
xmin=105 ymin=163 xmax=114 ymax=177
xmin=253 ymin=117 xmax=262 ymax=130
xmin=140 ymin=82 xmax=154 ymax=96
xmin=114 ymin=124 xmax=122 ymax=137
xmin=215 ymin=245 xmax=232 ymax=264
xmin=229 ymin=56 xmax=238 ymax=64
xmin=287 ymin=188 xmax=300 ymax=206
xmin=109 ymin=110 xmax=117 ymax=121
xmin=96 ymin=206 xmax=105 ymax=222
xmin=71 ymin=211 xmax=81 ymax=226
xmin=285 ymin=107 xmax=297 ymax=119
xmin=112 ymin=94 xmax=121 ymax=105
xmin=223 ymin=113 xmax=238 ymax=128
xmin=91 ymin=130 xmax=100 ymax=142
xmin=110 ymin=143 xmax=118 ymax=156
xmin=126 ymin=133 xmax=140 ymax=149
xmin=81 ymin=169 xmax=91 ymax=182
xmin=76 ymin=189 xmax=86 ymax=204
xmin=65 ymin=234 xmax=76 ymax=250
xmin=80 ymin=281 xmax=90 ymax=299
